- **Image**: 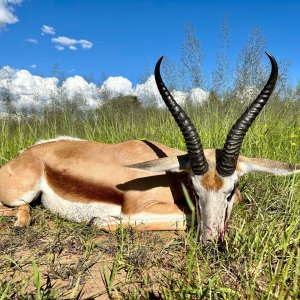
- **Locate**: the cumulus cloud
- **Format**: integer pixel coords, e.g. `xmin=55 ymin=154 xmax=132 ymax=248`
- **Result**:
xmin=51 ymin=36 xmax=93 ymax=51
xmin=100 ymin=76 xmax=133 ymax=99
xmin=0 ymin=66 xmax=58 ymax=110
xmin=41 ymin=24 xmax=55 ymax=35
xmin=0 ymin=66 xmax=210 ymax=112
xmin=134 ymin=76 xmax=210 ymax=107
xmin=55 ymin=45 xmax=64 ymax=51
xmin=0 ymin=0 xmax=23 ymax=30
xmin=0 ymin=67 xmax=100 ymax=110
xmin=62 ymin=75 xmax=99 ymax=107
xmin=25 ymin=38 xmax=38 ymax=44
xmin=134 ymin=75 xmax=163 ymax=107
xmin=189 ymin=88 xmax=209 ymax=104
xmin=79 ymin=39 xmax=93 ymax=49
xmin=172 ymin=90 xmax=188 ymax=106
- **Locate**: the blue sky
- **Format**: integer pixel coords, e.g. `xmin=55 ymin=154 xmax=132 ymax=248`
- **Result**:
xmin=0 ymin=0 xmax=299 ymax=87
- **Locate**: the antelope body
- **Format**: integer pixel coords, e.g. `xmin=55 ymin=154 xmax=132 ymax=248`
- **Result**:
xmin=1 ymin=52 xmax=299 ymax=243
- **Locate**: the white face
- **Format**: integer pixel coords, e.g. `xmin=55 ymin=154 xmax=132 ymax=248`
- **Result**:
xmin=191 ymin=172 xmax=239 ymax=243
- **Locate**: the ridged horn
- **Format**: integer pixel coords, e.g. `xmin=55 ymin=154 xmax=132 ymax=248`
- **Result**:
xmin=217 ymin=51 xmax=278 ymax=177
xmin=155 ymin=56 xmax=208 ymax=175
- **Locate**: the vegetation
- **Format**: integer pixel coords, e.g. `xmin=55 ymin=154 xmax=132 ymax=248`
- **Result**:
xmin=1 ymin=19 xmax=300 ymax=299
xmin=0 ymin=99 xmax=300 ymax=299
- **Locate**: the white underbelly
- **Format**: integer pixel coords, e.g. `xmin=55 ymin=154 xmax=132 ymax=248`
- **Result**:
xmin=40 ymin=178 xmax=121 ymax=223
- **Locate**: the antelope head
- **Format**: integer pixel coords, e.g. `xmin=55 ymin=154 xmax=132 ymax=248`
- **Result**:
xmin=132 ymin=52 xmax=299 ymax=244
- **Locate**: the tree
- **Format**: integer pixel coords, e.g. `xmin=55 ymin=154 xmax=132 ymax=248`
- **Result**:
xmin=179 ymin=22 xmax=205 ymax=91
xmin=0 ymin=67 xmax=16 ymax=115
xmin=100 ymin=95 xmax=141 ymax=111
xmin=160 ymin=56 xmax=179 ymax=91
xmin=158 ymin=22 xmax=205 ymax=96
xmin=212 ymin=16 xmax=231 ymax=98
xmin=234 ymin=26 xmax=267 ymax=103
xmin=274 ymin=58 xmax=292 ymax=100
xmin=294 ymin=80 xmax=300 ymax=101
xmin=51 ymin=63 xmax=66 ymax=87
xmin=234 ymin=26 xmax=292 ymax=103
xmin=138 ymin=63 xmax=151 ymax=85
xmin=0 ymin=87 xmax=16 ymax=115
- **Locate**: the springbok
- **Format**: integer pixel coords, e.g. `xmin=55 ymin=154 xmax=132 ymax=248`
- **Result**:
xmin=0 ymin=52 xmax=299 ymax=243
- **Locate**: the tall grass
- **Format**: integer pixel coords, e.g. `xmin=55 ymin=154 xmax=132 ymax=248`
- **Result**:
xmin=0 ymin=99 xmax=300 ymax=299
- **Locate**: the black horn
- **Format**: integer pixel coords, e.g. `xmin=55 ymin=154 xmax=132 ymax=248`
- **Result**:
xmin=216 ymin=51 xmax=278 ymax=177
xmin=155 ymin=56 xmax=208 ymax=175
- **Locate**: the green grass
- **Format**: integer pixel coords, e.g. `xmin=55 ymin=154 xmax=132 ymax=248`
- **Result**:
xmin=0 ymin=100 xmax=300 ymax=299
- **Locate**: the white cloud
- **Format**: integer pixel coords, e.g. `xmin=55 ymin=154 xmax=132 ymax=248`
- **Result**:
xmin=100 ymin=76 xmax=133 ymax=99
xmin=133 ymin=75 xmax=211 ymax=107
xmin=25 ymin=38 xmax=38 ymax=44
xmin=62 ymin=75 xmax=99 ymax=106
xmin=0 ymin=66 xmax=58 ymax=110
xmin=29 ymin=64 xmax=37 ymax=69
xmin=55 ymin=45 xmax=64 ymax=51
xmin=0 ymin=66 xmax=210 ymax=112
xmin=0 ymin=67 xmax=100 ymax=110
xmin=134 ymin=76 xmax=191 ymax=107
xmin=41 ymin=24 xmax=55 ymax=35
xmin=4 ymin=1 xmax=22 ymax=4
xmin=189 ymin=88 xmax=209 ymax=104
xmin=172 ymin=90 xmax=188 ymax=106
xmin=51 ymin=36 xmax=93 ymax=51
xmin=134 ymin=75 xmax=162 ymax=106
xmin=69 ymin=45 xmax=77 ymax=51
xmin=0 ymin=0 xmax=23 ymax=30
xmin=78 ymin=39 xmax=93 ymax=49
xmin=52 ymin=36 xmax=77 ymax=46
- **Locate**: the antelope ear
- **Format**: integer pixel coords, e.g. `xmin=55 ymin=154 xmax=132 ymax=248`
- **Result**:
xmin=237 ymin=155 xmax=300 ymax=176
xmin=127 ymin=154 xmax=190 ymax=173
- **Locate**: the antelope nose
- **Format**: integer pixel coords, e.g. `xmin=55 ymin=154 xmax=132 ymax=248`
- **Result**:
xmin=217 ymin=239 xmax=226 ymax=252
xmin=202 ymin=225 xmax=219 ymax=242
